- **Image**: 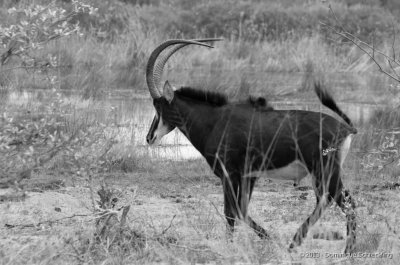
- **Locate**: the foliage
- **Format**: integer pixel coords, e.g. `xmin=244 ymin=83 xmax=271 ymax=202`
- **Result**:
xmin=68 ymin=0 xmax=134 ymax=41
xmin=0 ymin=1 xmax=119 ymax=188
xmin=359 ymin=129 xmax=400 ymax=172
xmin=0 ymin=90 xmax=118 ymax=187
xmin=0 ymin=1 xmax=95 ymax=77
xmin=353 ymin=107 xmax=400 ymax=177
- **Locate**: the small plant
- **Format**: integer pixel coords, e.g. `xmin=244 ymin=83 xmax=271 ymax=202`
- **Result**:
xmin=94 ymin=186 xmax=138 ymax=248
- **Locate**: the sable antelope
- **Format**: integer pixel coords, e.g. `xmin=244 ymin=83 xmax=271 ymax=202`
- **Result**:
xmin=145 ymin=39 xmax=357 ymax=253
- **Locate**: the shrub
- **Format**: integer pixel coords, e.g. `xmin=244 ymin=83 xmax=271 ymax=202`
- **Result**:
xmin=0 ymin=1 xmax=119 ymax=188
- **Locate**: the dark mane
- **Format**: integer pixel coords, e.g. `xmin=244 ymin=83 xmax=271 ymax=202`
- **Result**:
xmin=174 ymin=87 xmax=274 ymax=110
xmin=175 ymin=87 xmax=228 ymax=106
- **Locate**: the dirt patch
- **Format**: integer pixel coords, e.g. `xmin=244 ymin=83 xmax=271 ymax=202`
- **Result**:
xmin=0 ymin=164 xmax=399 ymax=264
xmin=0 ymin=190 xmax=91 ymax=227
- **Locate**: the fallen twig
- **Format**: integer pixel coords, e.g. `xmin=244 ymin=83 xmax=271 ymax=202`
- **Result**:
xmin=160 ymin=214 xmax=177 ymax=236
xmin=4 ymin=213 xmax=91 ymax=229
xmin=169 ymin=243 xmax=223 ymax=256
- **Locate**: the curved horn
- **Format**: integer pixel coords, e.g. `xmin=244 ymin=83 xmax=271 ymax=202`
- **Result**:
xmin=146 ymin=39 xmax=218 ymax=99
xmin=153 ymin=38 xmax=223 ymax=92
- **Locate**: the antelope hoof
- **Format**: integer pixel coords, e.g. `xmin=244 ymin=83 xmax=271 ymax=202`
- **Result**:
xmin=226 ymin=234 xmax=234 ymax=243
xmin=288 ymin=242 xmax=296 ymax=253
xmin=344 ymin=243 xmax=356 ymax=254
xmin=288 ymin=238 xmax=301 ymax=252
xmin=226 ymin=226 xmax=234 ymax=242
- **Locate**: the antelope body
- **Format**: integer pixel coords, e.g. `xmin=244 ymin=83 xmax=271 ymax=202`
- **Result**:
xmin=145 ymin=39 xmax=357 ymax=253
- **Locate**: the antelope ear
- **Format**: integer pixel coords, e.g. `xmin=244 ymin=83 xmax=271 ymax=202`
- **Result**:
xmin=163 ymin=80 xmax=175 ymax=103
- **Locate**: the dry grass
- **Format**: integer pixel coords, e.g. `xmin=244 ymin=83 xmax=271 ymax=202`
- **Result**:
xmin=0 ymin=156 xmax=399 ymax=264
xmin=1 ymin=91 xmax=399 ymax=264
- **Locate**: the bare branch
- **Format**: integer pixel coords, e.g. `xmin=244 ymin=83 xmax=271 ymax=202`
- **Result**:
xmin=388 ymin=59 xmax=400 ymax=80
xmin=391 ymin=23 xmax=396 ymax=62
xmin=321 ymin=5 xmax=400 ymax=83
xmin=322 ymin=22 xmax=399 ymax=80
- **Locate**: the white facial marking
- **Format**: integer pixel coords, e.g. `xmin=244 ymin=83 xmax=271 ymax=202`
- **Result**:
xmin=151 ymin=116 xmax=171 ymax=145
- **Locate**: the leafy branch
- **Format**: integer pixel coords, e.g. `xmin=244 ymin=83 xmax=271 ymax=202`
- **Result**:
xmin=0 ymin=1 xmax=97 ymax=70
xmin=0 ymin=2 xmax=120 ymax=189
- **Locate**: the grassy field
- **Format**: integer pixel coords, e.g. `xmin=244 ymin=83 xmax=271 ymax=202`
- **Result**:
xmin=1 ymin=86 xmax=400 ymax=264
xmin=1 ymin=0 xmax=400 ymax=264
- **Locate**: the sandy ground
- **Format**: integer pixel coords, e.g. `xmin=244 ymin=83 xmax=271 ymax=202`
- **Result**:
xmin=1 ymin=161 xmax=399 ymax=264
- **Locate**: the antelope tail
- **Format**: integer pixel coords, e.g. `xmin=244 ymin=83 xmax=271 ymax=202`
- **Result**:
xmin=314 ymin=82 xmax=357 ymax=134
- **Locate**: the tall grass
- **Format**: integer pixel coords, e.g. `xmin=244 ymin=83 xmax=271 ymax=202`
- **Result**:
xmin=3 ymin=32 xmax=386 ymax=100
xmin=1 ymin=0 xmax=399 ymax=99
xmin=137 ymin=0 xmax=398 ymax=41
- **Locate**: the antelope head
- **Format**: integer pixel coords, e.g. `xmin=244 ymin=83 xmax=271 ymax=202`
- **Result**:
xmin=145 ymin=39 xmax=220 ymax=145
